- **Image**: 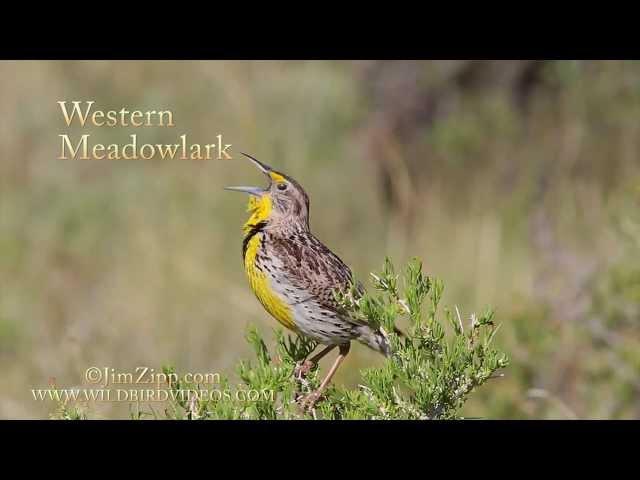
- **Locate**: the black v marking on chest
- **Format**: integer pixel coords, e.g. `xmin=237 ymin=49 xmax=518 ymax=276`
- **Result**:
xmin=242 ymin=221 xmax=268 ymax=260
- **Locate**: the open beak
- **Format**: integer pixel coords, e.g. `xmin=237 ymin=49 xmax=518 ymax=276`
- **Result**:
xmin=224 ymin=152 xmax=274 ymax=196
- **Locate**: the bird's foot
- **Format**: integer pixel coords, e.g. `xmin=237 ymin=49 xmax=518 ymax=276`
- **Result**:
xmin=297 ymin=390 xmax=322 ymax=413
xmin=294 ymin=360 xmax=315 ymax=380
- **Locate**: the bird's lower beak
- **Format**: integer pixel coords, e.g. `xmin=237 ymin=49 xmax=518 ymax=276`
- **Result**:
xmin=223 ymin=185 xmax=266 ymax=196
xmin=224 ymin=152 xmax=275 ymax=195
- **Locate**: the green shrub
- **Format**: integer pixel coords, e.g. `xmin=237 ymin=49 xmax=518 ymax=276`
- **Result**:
xmin=153 ymin=258 xmax=508 ymax=420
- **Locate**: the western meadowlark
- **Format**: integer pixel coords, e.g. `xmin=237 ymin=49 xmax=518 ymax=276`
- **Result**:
xmin=225 ymin=153 xmax=392 ymax=409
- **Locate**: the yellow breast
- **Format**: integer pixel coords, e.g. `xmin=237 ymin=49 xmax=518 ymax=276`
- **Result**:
xmin=243 ymin=232 xmax=297 ymax=332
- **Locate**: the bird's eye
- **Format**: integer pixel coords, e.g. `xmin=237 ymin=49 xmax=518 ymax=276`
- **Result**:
xmin=277 ymin=183 xmax=287 ymax=191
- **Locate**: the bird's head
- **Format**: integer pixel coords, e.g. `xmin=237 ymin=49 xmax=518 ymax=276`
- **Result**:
xmin=225 ymin=153 xmax=310 ymax=232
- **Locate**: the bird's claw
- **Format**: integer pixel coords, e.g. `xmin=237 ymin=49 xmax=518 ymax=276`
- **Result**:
xmin=297 ymin=391 xmax=322 ymax=413
xmin=294 ymin=360 xmax=315 ymax=380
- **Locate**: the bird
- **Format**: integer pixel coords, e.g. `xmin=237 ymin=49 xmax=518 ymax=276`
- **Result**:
xmin=225 ymin=153 xmax=393 ymax=409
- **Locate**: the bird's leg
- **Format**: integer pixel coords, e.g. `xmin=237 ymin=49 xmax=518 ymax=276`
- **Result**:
xmin=301 ymin=342 xmax=350 ymax=411
xmin=294 ymin=344 xmax=336 ymax=379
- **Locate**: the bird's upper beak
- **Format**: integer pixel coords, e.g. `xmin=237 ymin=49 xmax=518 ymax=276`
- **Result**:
xmin=224 ymin=152 xmax=275 ymax=196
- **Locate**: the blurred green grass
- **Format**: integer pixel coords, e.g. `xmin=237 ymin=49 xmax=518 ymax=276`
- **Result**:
xmin=0 ymin=60 xmax=638 ymax=419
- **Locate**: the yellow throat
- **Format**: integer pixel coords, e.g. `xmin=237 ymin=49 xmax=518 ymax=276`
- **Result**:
xmin=242 ymin=194 xmax=297 ymax=331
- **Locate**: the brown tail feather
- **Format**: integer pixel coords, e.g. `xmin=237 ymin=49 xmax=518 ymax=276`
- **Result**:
xmin=356 ymin=324 xmax=404 ymax=358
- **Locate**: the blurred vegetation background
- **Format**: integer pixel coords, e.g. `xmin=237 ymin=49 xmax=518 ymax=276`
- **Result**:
xmin=0 ymin=60 xmax=638 ymax=419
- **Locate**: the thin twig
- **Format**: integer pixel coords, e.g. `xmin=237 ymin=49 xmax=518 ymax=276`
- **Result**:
xmin=455 ymin=305 xmax=464 ymax=333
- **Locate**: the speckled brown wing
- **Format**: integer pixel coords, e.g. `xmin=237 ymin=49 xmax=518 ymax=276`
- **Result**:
xmin=259 ymin=228 xmax=389 ymax=353
xmin=266 ymin=230 xmax=360 ymax=318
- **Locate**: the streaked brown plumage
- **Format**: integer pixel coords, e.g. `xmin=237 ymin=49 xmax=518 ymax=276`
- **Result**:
xmin=225 ymin=153 xmax=391 ymax=409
